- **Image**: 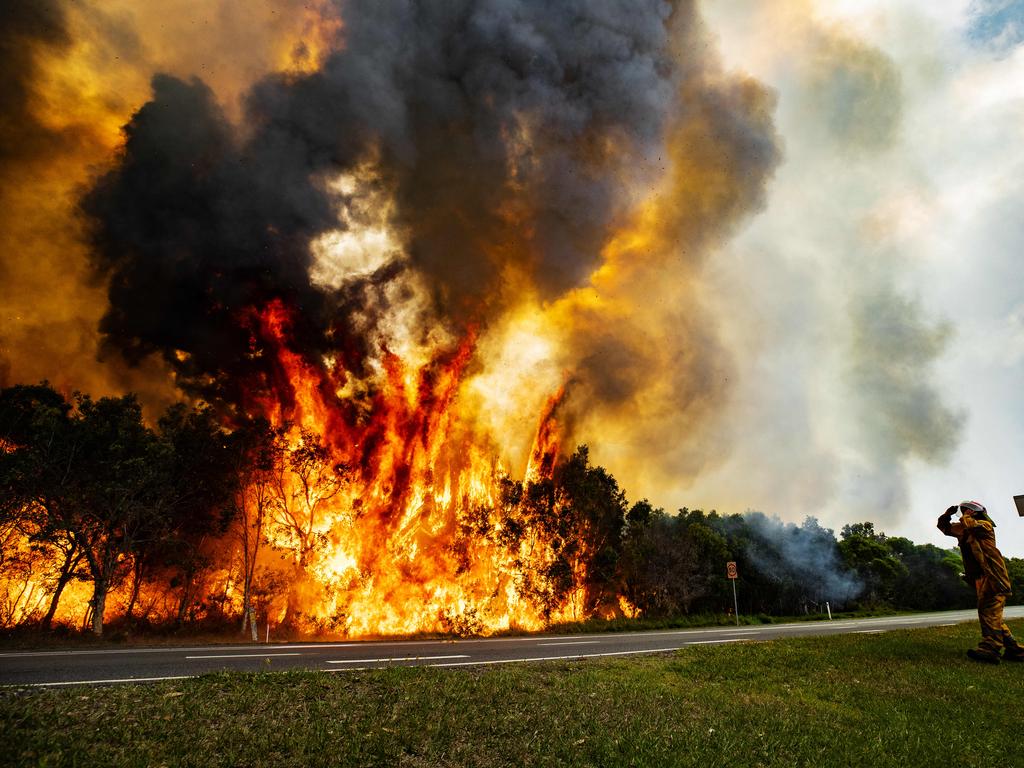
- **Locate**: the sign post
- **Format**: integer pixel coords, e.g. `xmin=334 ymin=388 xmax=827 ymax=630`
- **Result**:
xmin=727 ymin=561 xmax=739 ymax=626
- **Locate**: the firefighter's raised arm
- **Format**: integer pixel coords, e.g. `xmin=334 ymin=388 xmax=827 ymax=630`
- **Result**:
xmin=937 ymin=505 xmax=960 ymax=536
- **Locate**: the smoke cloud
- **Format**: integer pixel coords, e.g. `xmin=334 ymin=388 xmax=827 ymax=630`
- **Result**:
xmin=738 ymin=513 xmax=863 ymax=604
xmin=673 ymin=2 xmax=975 ymax=545
xmin=79 ymin=0 xmax=781 ymax=473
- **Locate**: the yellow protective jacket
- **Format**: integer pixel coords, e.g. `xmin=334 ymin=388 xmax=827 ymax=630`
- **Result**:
xmin=937 ymin=513 xmax=1012 ymax=595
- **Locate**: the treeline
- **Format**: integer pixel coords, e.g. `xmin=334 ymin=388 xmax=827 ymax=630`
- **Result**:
xmin=2 ymin=384 xmax=1022 ymax=637
xmin=496 ymin=464 xmax=1023 ymax=620
xmin=0 ymin=385 xmax=251 ymax=634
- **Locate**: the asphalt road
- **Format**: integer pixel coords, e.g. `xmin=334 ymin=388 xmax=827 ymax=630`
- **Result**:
xmin=3 ymin=607 xmax=1022 ymax=688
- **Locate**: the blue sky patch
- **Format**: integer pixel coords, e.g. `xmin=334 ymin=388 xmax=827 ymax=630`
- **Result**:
xmin=967 ymin=0 xmax=1024 ymax=52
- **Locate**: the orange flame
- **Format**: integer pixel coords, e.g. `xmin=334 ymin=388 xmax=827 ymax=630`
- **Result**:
xmin=234 ymin=299 xmax=574 ymax=635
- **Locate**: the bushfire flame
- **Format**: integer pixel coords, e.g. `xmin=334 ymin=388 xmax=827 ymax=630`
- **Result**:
xmin=247 ymin=297 xmax=574 ymax=635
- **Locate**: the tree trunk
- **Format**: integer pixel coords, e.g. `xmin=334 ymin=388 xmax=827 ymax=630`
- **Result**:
xmin=240 ymin=529 xmax=253 ymax=635
xmin=176 ymin=571 xmax=193 ymax=626
xmin=282 ymin=546 xmax=309 ymax=628
xmin=283 ymin=587 xmax=299 ymax=628
xmin=40 ymin=549 xmax=82 ymax=630
xmin=125 ymin=557 xmax=145 ymax=621
xmin=241 ymin=581 xmax=252 ymax=636
xmin=91 ymin=580 xmax=108 ymax=636
xmin=41 ymin=573 xmax=71 ymax=630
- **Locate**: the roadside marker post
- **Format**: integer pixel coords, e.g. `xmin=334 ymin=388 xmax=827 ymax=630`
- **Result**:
xmin=826 ymin=601 xmax=832 ymax=620
xmin=727 ymin=561 xmax=739 ymax=626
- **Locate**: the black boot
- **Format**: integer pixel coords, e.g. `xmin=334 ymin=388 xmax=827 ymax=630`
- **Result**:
xmin=1002 ymin=642 xmax=1024 ymax=662
xmin=967 ymin=647 xmax=1001 ymax=664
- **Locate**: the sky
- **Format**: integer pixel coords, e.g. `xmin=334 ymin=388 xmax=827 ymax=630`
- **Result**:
xmin=2 ymin=0 xmax=1022 ymax=557
xmin=685 ymin=0 xmax=1024 ymax=554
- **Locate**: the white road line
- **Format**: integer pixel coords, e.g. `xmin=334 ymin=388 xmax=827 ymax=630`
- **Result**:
xmin=430 ymin=647 xmax=682 ymax=667
xmin=536 ymin=640 xmax=600 ymax=647
xmin=13 ymin=675 xmax=194 ymax=688
xmin=0 ymin=643 xmax=359 ymax=659
xmin=685 ymin=639 xmax=746 ymax=645
xmin=855 ymin=630 xmax=887 ymax=634
xmin=185 ymin=652 xmax=303 ymax=660
xmin=326 ymin=655 xmax=470 ymax=664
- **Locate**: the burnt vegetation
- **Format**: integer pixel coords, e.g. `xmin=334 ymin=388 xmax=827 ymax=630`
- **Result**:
xmin=2 ymin=382 xmax=1016 ymax=639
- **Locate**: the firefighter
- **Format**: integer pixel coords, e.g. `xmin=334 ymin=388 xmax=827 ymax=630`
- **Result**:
xmin=937 ymin=501 xmax=1023 ymax=663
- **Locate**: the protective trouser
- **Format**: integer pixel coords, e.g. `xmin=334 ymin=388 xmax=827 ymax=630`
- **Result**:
xmin=976 ymin=580 xmax=1021 ymax=654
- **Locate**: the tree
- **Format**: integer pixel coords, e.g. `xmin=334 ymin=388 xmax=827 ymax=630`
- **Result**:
xmin=619 ymin=499 xmax=656 ymax=612
xmin=550 ymin=447 xmax=628 ymax=616
xmin=707 ymin=513 xmax=861 ymax=615
xmin=496 ymin=446 xmax=629 ymax=621
xmin=886 ymin=538 xmax=973 ymax=611
xmin=230 ymin=418 xmax=282 ymax=636
xmin=1008 ymin=558 xmax=1024 ymax=607
xmin=70 ymin=395 xmax=170 ymax=635
xmin=838 ymin=522 xmax=905 ymax=606
xmin=270 ymin=428 xmax=345 ymax=624
xmin=154 ymin=404 xmax=237 ymax=626
xmin=0 ymin=384 xmax=87 ymax=628
xmin=620 ymin=508 xmax=729 ymax=617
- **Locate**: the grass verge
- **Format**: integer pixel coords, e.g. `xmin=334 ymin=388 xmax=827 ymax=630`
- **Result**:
xmin=2 ymin=620 xmax=1022 ymax=767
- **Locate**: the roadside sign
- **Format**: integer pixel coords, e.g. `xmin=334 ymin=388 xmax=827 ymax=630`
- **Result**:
xmin=726 ymin=561 xmax=740 ymax=625
xmin=1015 ymin=495 xmax=1024 ymax=517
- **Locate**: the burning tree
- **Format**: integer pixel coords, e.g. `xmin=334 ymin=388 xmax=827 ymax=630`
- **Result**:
xmin=0 ymin=388 xmax=170 ymax=635
xmin=231 ymin=419 xmax=283 ymax=637
xmin=270 ymin=428 xmax=346 ymax=625
xmin=0 ymin=385 xmax=86 ymax=628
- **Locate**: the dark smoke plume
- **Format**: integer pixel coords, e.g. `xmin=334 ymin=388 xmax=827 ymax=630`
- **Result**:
xmin=83 ymin=74 xmax=337 ymax=407
xmin=83 ymin=0 xmax=779 ymax=429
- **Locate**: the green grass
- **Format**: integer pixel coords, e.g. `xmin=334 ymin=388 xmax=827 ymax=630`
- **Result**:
xmin=3 ymin=620 xmax=1023 ymax=767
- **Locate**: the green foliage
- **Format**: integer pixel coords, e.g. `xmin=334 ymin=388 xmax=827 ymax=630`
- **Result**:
xmin=496 ymin=446 xmax=628 ymax=620
xmin=838 ymin=522 xmax=906 ymax=605
xmin=1007 ymin=558 xmax=1024 ymax=606
xmin=620 ymin=508 xmax=729 ymax=616
xmin=887 ymin=541 xmax=974 ymax=611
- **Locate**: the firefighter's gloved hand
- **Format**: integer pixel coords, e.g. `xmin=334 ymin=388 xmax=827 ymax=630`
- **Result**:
xmin=942 ymin=505 xmax=958 ymax=519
